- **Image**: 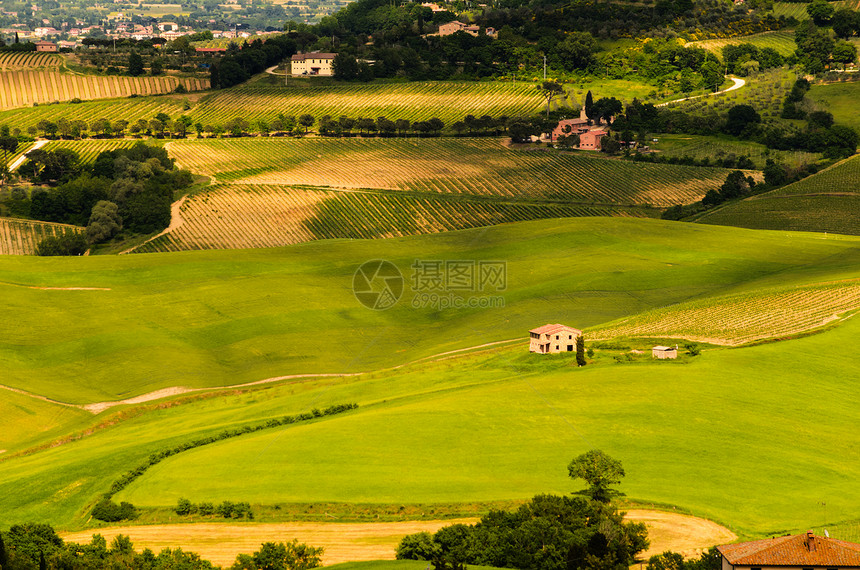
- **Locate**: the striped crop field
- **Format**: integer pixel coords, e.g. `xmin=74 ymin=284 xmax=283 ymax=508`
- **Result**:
xmin=0 ymin=217 xmax=83 ymax=255
xmin=0 ymin=52 xmax=61 ymax=70
xmin=132 ymin=184 xmax=651 ymax=252
xmin=763 ymin=154 xmax=860 ymax=196
xmin=40 ymin=139 xmax=141 ymax=164
xmin=696 ymin=155 xmax=860 ymax=235
xmin=167 ymin=138 xmax=733 ymax=207
xmin=0 ymin=73 xmax=208 ymax=110
xmin=590 ymin=280 xmax=860 ymax=346
xmin=690 ymin=30 xmax=797 ymax=57
xmin=0 ymin=97 xmax=189 ymax=132
xmin=191 ymin=82 xmax=544 ymax=126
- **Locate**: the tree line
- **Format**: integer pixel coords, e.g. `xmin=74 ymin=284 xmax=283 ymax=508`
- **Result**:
xmin=0 ymin=524 xmax=322 ymax=570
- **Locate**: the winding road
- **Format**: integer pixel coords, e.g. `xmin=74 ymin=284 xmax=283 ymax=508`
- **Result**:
xmin=656 ymin=76 xmax=746 ymax=108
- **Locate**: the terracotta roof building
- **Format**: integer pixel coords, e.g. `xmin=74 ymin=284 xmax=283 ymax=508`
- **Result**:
xmin=529 ymin=324 xmax=582 ymax=354
xmin=719 ymin=532 xmax=860 ymax=570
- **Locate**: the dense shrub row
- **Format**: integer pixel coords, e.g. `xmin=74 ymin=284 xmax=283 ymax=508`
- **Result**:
xmin=103 ymin=403 xmax=358 ymax=500
xmin=175 ymin=498 xmax=253 ymax=519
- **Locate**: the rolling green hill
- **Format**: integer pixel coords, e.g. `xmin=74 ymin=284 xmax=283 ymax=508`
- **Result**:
xmin=0 ymin=218 xmax=859 ymax=537
xmin=2 ymin=218 xmax=858 ymax=405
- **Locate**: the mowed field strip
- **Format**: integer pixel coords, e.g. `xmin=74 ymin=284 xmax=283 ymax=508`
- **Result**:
xmin=133 ymin=184 xmax=651 ymax=252
xmin=0 ymin=81 xmax=542 ymax=131
xmin=60 ymin=510 xmax=735 ymax=566
xmin=167 ymin=138 xmax=731 ymax=205
xmin=0 ymin=73 xmax=208 ymax=109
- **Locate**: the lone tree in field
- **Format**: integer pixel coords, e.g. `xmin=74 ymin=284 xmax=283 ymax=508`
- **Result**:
xmin=128 ymin=51 xmax=144 ymax=76
xmin=537 ymin=80 xmax=564 ymax=118
xmin=568 ymin=449 xmax=625 ymax=502
xmin=576 ymin=335 xmax=586 ymax=367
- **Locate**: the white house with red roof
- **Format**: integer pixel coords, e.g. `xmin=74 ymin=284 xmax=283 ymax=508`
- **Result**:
xmin=529 ymin=324 xmax=582 ymax=354
xmin=719 ymin=531 xmax=860 ymax=570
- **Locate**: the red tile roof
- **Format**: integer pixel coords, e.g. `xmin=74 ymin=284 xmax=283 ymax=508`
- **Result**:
xmin=719 ymin=533 xmax=860 ymax=567
xmin=529 ymin=324 xmax=582 ymax=336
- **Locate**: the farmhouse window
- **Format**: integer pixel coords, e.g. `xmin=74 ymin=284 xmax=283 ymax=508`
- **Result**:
xmin=567 ymin=345 xmax=573 ymax=351
xmin=555 ymin=345 xmax=559 ymax=350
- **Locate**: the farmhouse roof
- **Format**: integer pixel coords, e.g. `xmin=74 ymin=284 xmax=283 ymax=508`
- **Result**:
xmin=652 ymin=346 xmax=675 ymax=351
xmin=719 ymin=532 xmax=860 ymax=567
xmin=35 ymin=40 xmax=55 ymax=45
xmin=291 ymin=52 xmax=336 ymax=61
xmin=530 ymin=324 xmax=581 ymax=335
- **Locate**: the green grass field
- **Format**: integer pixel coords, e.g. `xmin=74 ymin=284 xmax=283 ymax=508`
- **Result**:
xmin=4 ymin=218 xmax=859 ymax=404
xmin=648 ymin=134 xmax=821 ymax=170
xmin=0 ymin=218 xmax=859 ymax=538
xmin=809 ymin=81 xmax=860 ymax=133
xmin=697 ymin=155 xmax=860 ymax=235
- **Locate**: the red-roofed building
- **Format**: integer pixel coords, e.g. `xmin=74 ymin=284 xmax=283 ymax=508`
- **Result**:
xmin=529 ymin=324 xmax=582 ymax=354
xmin=35 ymin=40 xmax=57 ymax=52
xmin=719 ymin=531 xmax=860 ymax=570
xmin=579 ymin=129 xmax=607 ymax=150
xmin=195 ymin=47 xmax=227 ymax=55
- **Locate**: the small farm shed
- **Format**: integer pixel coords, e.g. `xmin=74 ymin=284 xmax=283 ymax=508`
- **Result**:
xmin=529 ymin=324 xmax=582 ymax=354
xmin=718 ymin=531 xmax=860 ymax=570
xmin=652 ymin=345 xmax=678 ymax=359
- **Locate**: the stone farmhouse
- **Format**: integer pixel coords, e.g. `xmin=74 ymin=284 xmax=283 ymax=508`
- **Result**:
xmin=529 ymin=324 xmax=582 ymax=354
xmin=438 ymin=20 xmax=497 ymax=37
xmin=652 ymin=345 xmax=678 ymax=359
xmin=719 ymin=531 xmax=860 ymax=570
xmin=550 ymin=108 xmax=610 ymax=151
xmin=35 ymin=40 xmax=57 ymax=52
xmin=291 ymin=52 xmax=336 ymax=76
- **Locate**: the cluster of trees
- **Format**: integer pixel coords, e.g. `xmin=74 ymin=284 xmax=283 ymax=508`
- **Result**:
xmin=603 ymin=39 xmax=724 ymax=94
xmin=794 ymin=20 xmax=857 ymax=73
xmin=104 ymin=404 xmax=358 ymax=502
xmin=175 ymin=498 xmax=253 ymax=519
xmin=632 ymin=151 xmax=756 ymax=170
xmin=21 ymin=143 xmax=193 ymax=252
xmin=722 ymin=43 xmax=784 ymax=77
xmin=180 ymin=0 xmax=787 ymax=85
xmin=397 ymin=450 xmax=648 ymax=570
xmin=91 ymin=499 xmax=138 ymax=522
xmin=702 ymin=170 xmax=758 ymax=207
xmin=0 ymin=524 xmax=322 ymax=570
xmin=210 ymin=35 xmax=300 ymax=89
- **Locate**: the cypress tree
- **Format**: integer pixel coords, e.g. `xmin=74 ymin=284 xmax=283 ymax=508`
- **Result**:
xmin=576 ymin=335 xmax=586 ymax=367
xmin=584 ymin=90 xmax=594 ymax=121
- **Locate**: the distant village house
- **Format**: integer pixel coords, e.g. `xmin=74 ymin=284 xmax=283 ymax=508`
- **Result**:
xmin=719 ymin=531 xmax=860 ymax=570
xmin=529 ymin=324 xmax=582 ymax=354
xmin=291 ymin=52 xmax=335 ymax=76
xmin=35 ymin=40 xmax=57 ymax=52
xmin=437 ymin=20 xmax=497 ymax=38
xmin=652 ymin=346 xmax=678 ymax=359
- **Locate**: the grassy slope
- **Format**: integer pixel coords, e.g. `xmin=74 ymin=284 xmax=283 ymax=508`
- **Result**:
xmin=690 ymin=31 xmax=797 ymax=57
xmin=0 ymin=219 xmax=859 ymax=535
xmin=697 ymin=154 xmax=860 ymax=235
xmin=2 ymin=218 xmax=859 ymax=404
xmin=809 ymin=82 xmax=860 ymax=133
xmin=107 ymin=315 xmax=860 ymax=537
